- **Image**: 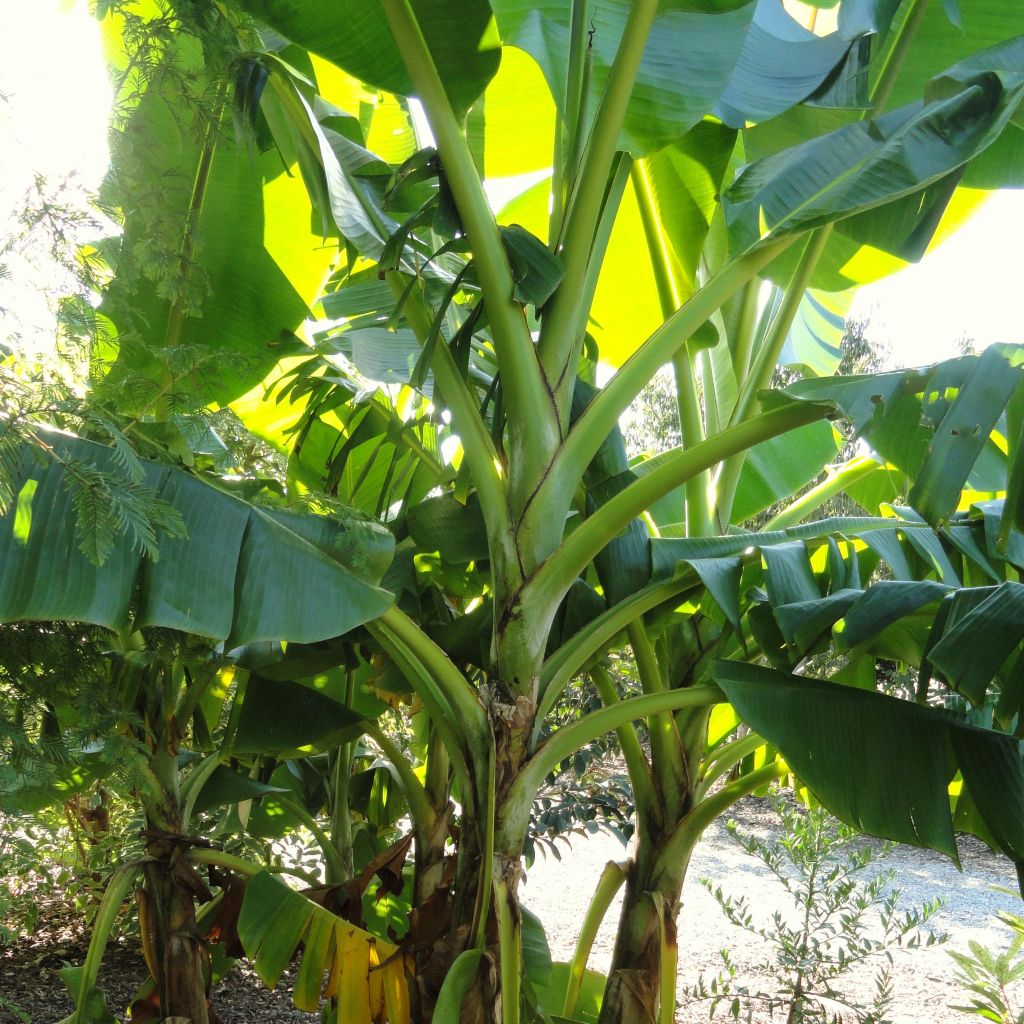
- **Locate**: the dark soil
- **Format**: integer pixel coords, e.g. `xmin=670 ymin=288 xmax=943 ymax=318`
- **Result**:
xmin=0 ymin=846 xmax=320 ymax=1024
xmin=0 ymin=928 xmax=316 ymax=1024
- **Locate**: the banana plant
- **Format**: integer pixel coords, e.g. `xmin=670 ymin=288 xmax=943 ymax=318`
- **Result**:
xmin=219 ymin=5 xmax=1024 ymax=1022
xmin=5 ymin=1 xmax=1024 ymax=1024
xmin=0 ymin=432 xmax=399 ymax=1022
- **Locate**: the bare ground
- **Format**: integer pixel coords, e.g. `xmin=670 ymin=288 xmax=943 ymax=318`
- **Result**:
xmin=3 ymin=797 xmax=1021 ymax=1023
xmin=522 ymin=798 xmax=1024 ymax=1023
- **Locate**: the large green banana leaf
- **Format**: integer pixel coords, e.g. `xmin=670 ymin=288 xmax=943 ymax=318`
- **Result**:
xmin=479 ymin=15 xmax=1023 ymax=373
xmin=778 ymin=288 xmax=855 ymax=376
xmin=490 ymin=0 xmax=895 ymax=156
xmin=725 ymin=38 xmax=1024 ymax=252
xmin=94 ymin=3 xmax=455 ymax=416
xmin=610 ymin=351 xmax=1017 ymax=602
xmin=231 ymin=675 xmax=365 ymax=754
xmin=467 ymin=46 xmax=557 ymax=181
xmin=99 ymin=99 xmax=319 ymax=406
xmin=0 ymin=434 xmax=394 ymax=643
xmin=278 ymin=364 xmax=450 ymax=514
xmin=537 ymin=494 xmax=1024 ymax=875
xmin=784 ymin=345 xmax=1024 ymax=525
xmin=95 ymin=11 xmax=335 ymax=407
xmin=685 ymin=510 xmax=1024 ymax=714
xmin=538 ymin=494 xmax=1022 ymax=698
xmin=227 ymin=0 xmax=500 ymax=119
xmin=92 ymin=1 xmax=1024 ymax=453
xmin=747 ymin=26 xmax=1024 ymax=289
xmin=394 ymin=351 xmax=1020 ymax=675
xmin=537 ymin=484 xmax=1024 ymax=863
xmin=715 ymin=660 xmax=1024 ymax=867
xmin=883 ymin=1 xmax=1024 ymax=110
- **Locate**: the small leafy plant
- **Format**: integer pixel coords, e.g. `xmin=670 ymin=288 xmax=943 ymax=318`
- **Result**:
xmin=685 ymin=790 xmax=946 ymax=1023
xmin=0 ymin=993 xmax=30 ymax=1024
xmin=949 ymin=910 xmax=1024 ymax=1024
xmin=0 ymin=791 xmax=144 ymax=947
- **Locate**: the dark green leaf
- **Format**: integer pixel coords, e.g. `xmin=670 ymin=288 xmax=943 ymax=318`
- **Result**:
xmin=500 ymin=224 xmax=565 ymax=307
xmin=773 ymin=588 xmax=862 ymax=653
xmin=522 ymin=906 xmax=553 ymax=985
xmin=762 ymin=541 xmax=820 ymax=606
xmin=785 ymin=350 xmax=1024 ymax=527
xmin=0 ymin=435 xmax=394 ymax=644
xmin=229 ymin=0 xmax=500 ymax=118
xmin=908 ymin=346 xmax=1024 ymax=525
xmin=191 ymin=765 xmax=290 ymax=814
xmin=232 ymin=675 xmax=364 ymax=753
xmin=433 ymin=948 xmax=485 ymax=1024
xmin=929 ymin=582 xmax=1024 ymax=705
xmin=725 ymin=50 xmax=1024 ymax=252
xmin=732 ymin=420 xmax=839 ymax=524
xmin=716 ymin=660 xmax=1024 ymax=861
xmin=836 ymin=580 xmax=951 ymax=651
xmin=407 ymin=492 xmax=489 ymax=564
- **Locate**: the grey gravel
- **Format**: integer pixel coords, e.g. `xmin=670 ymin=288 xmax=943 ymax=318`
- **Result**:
xmin=523 ymin=797 xmax=1024 ymax=1023
xmin=4 ymin=797 xmax=1021 ymax=1023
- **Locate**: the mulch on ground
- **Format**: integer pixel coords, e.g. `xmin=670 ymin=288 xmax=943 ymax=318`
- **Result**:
xmin=0 ymin=928 xmax=315 ymax=1024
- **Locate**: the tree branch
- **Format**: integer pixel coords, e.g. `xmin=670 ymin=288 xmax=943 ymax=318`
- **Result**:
xmin=656 ymin=760 xmax=788 ymax=876
xmin=379 ymin=0 xmax=559 ymax=486
xmin=527 ymin=400 xmax=831 ymax=614
xmin=539 ymin=0 xmax=660 ymax=391
xmin=374 ymin=605 xmax=487 ymax=748
xmin=505 ymin=686 xmax=725 ymax=839
xmin=366 ymin=617 xmax=474 ymax=795
xmin=590 ymin=664 xmax=656 ymax=827
xmin=538 ymin=572 xmax=702 ymax=728
xmin=385 ymin=272 xmax=513 ymax=566
xmin=362 ymin=718 xmax=436 ymax=838
xmin=533 ymin=239 xmax=797 ymax=531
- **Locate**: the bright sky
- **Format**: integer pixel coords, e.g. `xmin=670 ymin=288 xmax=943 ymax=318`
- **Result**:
xmin=0 ymin=3 xmax=110 ymax=185
xmin=2 ymin=2 xmax=1021 ymax=368
xmin=852 ymin=190 xmax=1024 ymax=366
xmin=0 ymin=1 xmax=109 ymax=353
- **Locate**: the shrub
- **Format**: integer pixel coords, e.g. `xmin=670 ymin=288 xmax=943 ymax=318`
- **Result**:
xmin=684 ymin=791 xmax=946 ymax=1023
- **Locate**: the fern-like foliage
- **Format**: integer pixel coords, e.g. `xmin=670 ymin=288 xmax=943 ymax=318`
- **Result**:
xmin=1 ymin=359 xmax=189 ymax=565
xmin=0 ymin=624 xmax=151 ymax=814
xmin=60 ymin=456 xmax=185 ymax=564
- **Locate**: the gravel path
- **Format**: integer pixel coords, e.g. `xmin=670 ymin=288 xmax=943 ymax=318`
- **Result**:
xmin=522 ymin=798 xmax=1024 ymax=1023
xmin=3 ymin=798 xmax=1022 ymax=1023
